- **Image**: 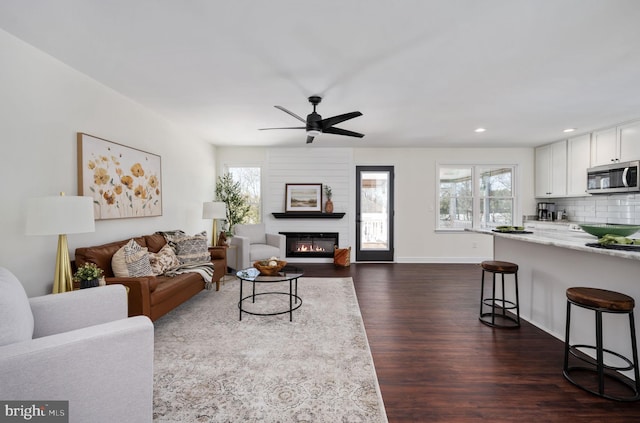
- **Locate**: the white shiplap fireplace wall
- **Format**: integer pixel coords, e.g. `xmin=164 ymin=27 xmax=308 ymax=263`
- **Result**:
xmin=264 ymin=148 xmax=354 ymax=263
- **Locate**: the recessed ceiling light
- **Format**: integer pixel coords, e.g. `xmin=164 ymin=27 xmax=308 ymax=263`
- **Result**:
xmin=474 ymin=128 xmax=486 ymax=133
xmin=563 ymin=128 xmax=576 ymax=133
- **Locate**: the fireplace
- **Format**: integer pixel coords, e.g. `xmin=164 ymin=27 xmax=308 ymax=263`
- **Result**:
xmin=280 ymin=232 xmax=339 ymax=258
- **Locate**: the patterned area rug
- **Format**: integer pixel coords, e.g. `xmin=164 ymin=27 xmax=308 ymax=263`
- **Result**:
xmin=153 ymin=277 xmax=388 ymax=422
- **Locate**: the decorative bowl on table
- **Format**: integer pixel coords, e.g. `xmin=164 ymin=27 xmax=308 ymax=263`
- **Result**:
xmin=253 ymin=259 xmax=287 ymax=276
xmin=578 ymin=224 xmax=640 ymax=238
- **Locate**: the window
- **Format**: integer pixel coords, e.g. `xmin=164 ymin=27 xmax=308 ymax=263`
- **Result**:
xmin=438 ymin=165 xmax=515 ymax=230
xmin=439 ymin=167 xmax=473 ymax=229
xmin=227 ymin=167 xmax=261 ymax=224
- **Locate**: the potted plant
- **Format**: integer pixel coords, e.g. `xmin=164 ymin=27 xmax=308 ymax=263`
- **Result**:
xmin=215 ymin=173 xmax=251 ymax=233
xmin=324 ymin=185 xmax=333 ymax=213
xmin=73 ymin=262 xmax=104 ymax=289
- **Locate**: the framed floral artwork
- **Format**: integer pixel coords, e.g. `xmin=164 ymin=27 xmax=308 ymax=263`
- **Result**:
xmin=285 ymin=183 xmax=322 ymax=212
xmin=77 ymin=133 xmax=162 ymax=220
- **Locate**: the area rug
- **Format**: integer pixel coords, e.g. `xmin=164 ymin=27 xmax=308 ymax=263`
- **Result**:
xmin=153 ymin=277 xmax=388 ymax=422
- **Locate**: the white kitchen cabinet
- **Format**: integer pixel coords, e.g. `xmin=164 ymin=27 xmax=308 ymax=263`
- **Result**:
xmin=535 ymin=145 xmax=550 ymax=197
xmin=591 ymin=120 xmax=640 ymax=166
xmin=591 ymin=127 xmax=617 ymax=166
xmin=535 ymin=140 xmax=567 ymax=198
xmin=619 ymin=120 xmax=640 ymax=162
xmin=566 ymin=134 xmax=591 ymax=196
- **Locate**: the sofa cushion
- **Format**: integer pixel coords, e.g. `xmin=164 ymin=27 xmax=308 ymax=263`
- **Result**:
xmin=150 ymin=273 xmax=204 ymax=306
xmin=75 ymin=236 xmax=146 ymax=277
xmin=169 ymin=231 xmax=211 ymax=264
xmin=112 ymin=239 xmax=154 ymax=278
xmin=235 ymin=223 xmax=267 ymax=245
xmin=144 ymin=234 xmax=167 ymax=253
xmin=148 ymin=243 xmax=180 ymax=275
xmin=0 ymin=267 xmax=34 ymax=346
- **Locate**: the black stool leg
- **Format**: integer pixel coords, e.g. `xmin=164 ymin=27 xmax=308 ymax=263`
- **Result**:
xmin=630 ymin=311 xmax=640 ymax=396
xmin=514 ymin=272 xmax=520 ymax=326
xmin=563 ymin=300 xmax=571 ymax=373
xmin=491 ymin=272 xmax=497 ymax=326
xmin=596 ymin=310 xmax=604 ymax=395
xmin=501 ymin=273 xmax=506 ymax=319
xmin=480 ymin=269 xmax=486 ymax=318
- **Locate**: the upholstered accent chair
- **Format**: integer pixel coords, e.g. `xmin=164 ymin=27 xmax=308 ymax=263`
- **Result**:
xmin=229 ymin=223 xmax=286 ymax=271
xmin=0 ymin=267 xmax=154 ymax=423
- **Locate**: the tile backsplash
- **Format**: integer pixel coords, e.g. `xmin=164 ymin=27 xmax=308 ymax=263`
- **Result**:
xmin=552 ymin=194 xmax=640 ymax=224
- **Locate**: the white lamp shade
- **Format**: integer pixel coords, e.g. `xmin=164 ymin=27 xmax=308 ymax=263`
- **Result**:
xmin=26 ymin=195 xmax=95 ymax=236
xmin=202 ymin=201 xmax=227 ymax=219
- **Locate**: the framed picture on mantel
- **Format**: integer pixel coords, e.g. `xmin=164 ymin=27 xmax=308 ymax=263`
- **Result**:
xmin=285 ymin=183 xmax=322 ymax=212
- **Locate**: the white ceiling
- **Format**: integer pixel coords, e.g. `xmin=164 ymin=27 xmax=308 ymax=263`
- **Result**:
xmin=1 ymin=0 xmax=639 ymax=148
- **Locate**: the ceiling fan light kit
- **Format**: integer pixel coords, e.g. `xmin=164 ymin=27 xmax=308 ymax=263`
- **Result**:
xmin=259 ymin=96 xmax=364 ymax=144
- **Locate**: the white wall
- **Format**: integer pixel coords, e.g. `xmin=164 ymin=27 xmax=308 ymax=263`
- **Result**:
xmin=217 ymin=146 xmax=535 ymax=263
xmin=355 ymin=148 xmax=535 ymax=262
xmin=0 ymin=29 xmax=216 ymax=296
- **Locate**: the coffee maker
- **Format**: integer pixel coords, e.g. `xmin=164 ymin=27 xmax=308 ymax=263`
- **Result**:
xmin=537 ymin=202 xmax=555 ymax=221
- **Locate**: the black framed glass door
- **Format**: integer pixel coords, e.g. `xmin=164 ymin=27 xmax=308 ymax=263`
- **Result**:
xmin=356 ymin=166 xmax=394 ymax=261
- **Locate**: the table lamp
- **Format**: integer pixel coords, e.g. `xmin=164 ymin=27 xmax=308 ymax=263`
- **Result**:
xmin=202 ymin=201 xmax=227 ymax=246
xmin=26 ymin=193 xmax=95 ymax=293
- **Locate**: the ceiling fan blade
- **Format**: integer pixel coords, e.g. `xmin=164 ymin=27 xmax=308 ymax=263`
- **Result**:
xmin=274 ymin=105 xmax=306 ymax=123
xmin=320 ymin=111 xmax=362 ymax=129
xmin=323 ymin=126 xmax=364 ymax=138
xmin=306 ymin=135 xmax=315 ymax=144
xmin=258 ymin=126 xmax=305 ymax=130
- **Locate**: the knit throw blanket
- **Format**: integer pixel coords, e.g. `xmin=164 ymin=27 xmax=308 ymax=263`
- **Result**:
xmin=165 ymin=262 xmax=215 ymax=290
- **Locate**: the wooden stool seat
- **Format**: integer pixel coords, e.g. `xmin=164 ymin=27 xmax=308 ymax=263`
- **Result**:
xmin=566 ymin=287 xmax=635 ymax=312
xmin=481 ymin=260 xmax=518 ymax=274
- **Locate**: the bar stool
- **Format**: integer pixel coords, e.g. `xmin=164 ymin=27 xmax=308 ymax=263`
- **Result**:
xmin=478 ymin=260 xmax=520 ymax=328
xmin=563 ymin=287 xmax=640 ymax=401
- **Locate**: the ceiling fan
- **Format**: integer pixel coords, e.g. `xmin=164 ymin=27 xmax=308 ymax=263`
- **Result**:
xmin=259 ymin=96 xmax=364 ymax=144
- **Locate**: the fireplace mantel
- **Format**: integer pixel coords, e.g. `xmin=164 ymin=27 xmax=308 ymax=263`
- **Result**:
xmin=272 ymin=212 xmax=345 ymax=219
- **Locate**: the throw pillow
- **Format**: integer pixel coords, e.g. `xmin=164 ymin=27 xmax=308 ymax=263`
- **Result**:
xmin=111 ymin=239 xmax=154 ymax=278
xmin=0 ymin=267 xmax=34 ymax=346
xmin=148 ymin=243 xmax=180 ymax=275
xmin=169 ymin=231 xmax=211 ymax=264
xmin=157 ymin=230 xmax=186 ymax=244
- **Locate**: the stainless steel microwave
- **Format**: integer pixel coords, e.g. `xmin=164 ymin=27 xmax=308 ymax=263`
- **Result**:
xmin=587 ymin=161 xmax=640 ymax=194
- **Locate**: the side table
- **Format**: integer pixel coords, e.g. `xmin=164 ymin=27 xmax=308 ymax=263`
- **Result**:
xmin=224 ymin=244 xmax=238 ymax=282
xmin=208 ymin=245 xmax=228 ymax=289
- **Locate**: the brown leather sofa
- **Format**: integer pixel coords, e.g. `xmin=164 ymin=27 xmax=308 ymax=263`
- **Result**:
xmin=75 ymin=233 xmax=226 ymax=321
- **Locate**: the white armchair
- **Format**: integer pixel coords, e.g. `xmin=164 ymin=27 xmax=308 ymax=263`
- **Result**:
xmin=0 ymin=267 xmax=154 ymax=423
xmin=229 ymin=223 xmax=286 ymax=271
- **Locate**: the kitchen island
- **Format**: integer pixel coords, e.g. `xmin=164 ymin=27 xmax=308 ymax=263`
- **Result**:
xmin=469 ymin=225 xmax=640 ymax=380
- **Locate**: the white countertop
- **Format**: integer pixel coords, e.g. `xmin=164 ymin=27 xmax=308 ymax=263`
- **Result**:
xmin=467 ymin=226 xmax=640 ymax=262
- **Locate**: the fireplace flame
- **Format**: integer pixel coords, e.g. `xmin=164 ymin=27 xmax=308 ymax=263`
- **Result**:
xmin=296 ymin=243 xmax=326 ymax=252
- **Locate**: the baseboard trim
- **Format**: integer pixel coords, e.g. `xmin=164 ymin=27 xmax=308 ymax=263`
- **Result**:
xmin=395 ymin=257 xmax=490 ymax=264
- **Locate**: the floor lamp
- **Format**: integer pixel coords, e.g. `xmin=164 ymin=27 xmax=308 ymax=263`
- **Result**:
xmin=26 ymin=193 xmax=95 ymax=294
xmin=202 ymin=201 xmax=227 ymax=246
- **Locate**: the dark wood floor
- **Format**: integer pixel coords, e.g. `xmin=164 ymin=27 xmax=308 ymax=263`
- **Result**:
xmin=299 ymin=263 xmax=640 ymax=423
